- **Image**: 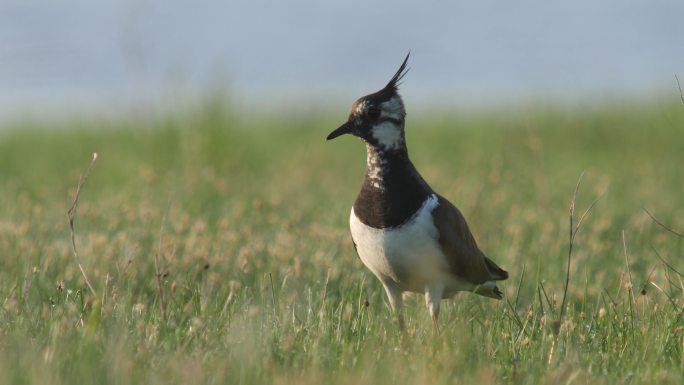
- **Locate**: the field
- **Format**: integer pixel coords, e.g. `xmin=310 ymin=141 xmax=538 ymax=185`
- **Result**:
xmin=1 ymin=100 xmax=683 ymax=384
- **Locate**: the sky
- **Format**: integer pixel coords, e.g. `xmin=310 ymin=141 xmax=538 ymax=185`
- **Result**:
xmin=1 ymin=0 xmax=683 ymax=120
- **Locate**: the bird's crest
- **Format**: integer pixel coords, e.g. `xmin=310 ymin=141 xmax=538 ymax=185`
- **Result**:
xmin=383 ymin=52 xmax=410 ymax=94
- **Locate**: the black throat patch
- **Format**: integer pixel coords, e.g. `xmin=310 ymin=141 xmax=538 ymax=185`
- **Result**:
xmin=353 ymin=145 xmax=433 ymax=229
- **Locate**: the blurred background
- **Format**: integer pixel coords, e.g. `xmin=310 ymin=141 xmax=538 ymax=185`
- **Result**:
xmin=1 ymin=4 xmax=684 ymax=383
xmin=1 ymin=0 xmax=684 ymax=123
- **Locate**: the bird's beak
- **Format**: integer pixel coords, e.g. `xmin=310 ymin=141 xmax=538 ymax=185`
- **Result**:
xmin=326 ymin=120 xmax=354 ymax=141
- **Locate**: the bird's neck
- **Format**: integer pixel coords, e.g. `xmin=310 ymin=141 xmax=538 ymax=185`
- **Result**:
xmin=364 ymin=143 xmax=410 ymax=189
xmin=354 ymin=142 xmax=433 ymax=228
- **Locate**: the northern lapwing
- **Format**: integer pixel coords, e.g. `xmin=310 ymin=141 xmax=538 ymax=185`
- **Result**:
xmin=326 ymin=53 xmax=508 ymax=329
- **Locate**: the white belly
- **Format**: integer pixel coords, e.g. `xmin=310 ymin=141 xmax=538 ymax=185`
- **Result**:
xmin=349 ymin=194 xmax=455 ymax=293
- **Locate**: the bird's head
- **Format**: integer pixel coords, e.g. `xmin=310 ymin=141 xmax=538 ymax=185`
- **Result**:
xmin=327 ymin=53 xmax=410 ymax=151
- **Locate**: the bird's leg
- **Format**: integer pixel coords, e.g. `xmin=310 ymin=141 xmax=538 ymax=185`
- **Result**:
xmin=383 ymin=283 xmax=405 ymax=331
xmin=425 ymin=285 xmax=444 ymax=333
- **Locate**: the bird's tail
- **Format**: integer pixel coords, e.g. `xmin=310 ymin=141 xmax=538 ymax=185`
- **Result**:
xmin=484 ymin=256 xmax=509 ymax=281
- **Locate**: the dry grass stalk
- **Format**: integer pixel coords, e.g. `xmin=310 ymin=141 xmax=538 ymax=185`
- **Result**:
xmin=155 ymin=201 xmax=172 ymax=321
xmin=67 ymin=152 xmax=99 ymax=299
xmin=643 ymin=208 xmax=684 ymax=239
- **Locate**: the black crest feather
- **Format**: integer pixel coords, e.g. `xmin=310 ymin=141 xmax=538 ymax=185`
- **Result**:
xmin=384 ymin=52 xmax=410 ymax=92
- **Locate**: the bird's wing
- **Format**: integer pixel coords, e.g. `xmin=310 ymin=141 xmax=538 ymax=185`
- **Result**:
xmin=432 ymin=195 xmax=508 ymax=284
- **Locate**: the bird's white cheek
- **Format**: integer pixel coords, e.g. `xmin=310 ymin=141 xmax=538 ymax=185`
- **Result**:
xmin=371 ymin=122 xmax=402 ymax=150
xmin=380 ymin=97 xmax=404 ymax=120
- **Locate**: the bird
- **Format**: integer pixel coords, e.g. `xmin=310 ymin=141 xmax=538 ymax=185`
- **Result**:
xmin=326 ymin=53 xmax=508 ymax=330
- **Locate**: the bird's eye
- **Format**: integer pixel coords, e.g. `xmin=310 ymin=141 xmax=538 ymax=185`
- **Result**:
xmin=367 ymin=106 xmax=381 ymax=119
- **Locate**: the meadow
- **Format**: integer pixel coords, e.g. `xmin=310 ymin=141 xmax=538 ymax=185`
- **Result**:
xmin=0 ymin=99 xmax=683 ymax=384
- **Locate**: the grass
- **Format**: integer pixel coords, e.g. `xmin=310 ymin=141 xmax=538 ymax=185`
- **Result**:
xmin=0 ymin=99 xmax=683 ymax=384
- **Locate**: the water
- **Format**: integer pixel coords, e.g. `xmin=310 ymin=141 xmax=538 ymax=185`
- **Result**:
xmin=1 ymin=0 xmax=683 ymax=120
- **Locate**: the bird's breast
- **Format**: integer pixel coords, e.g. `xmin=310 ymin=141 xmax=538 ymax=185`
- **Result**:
xmin=349 ymin=194 xmax=449 ymax=291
